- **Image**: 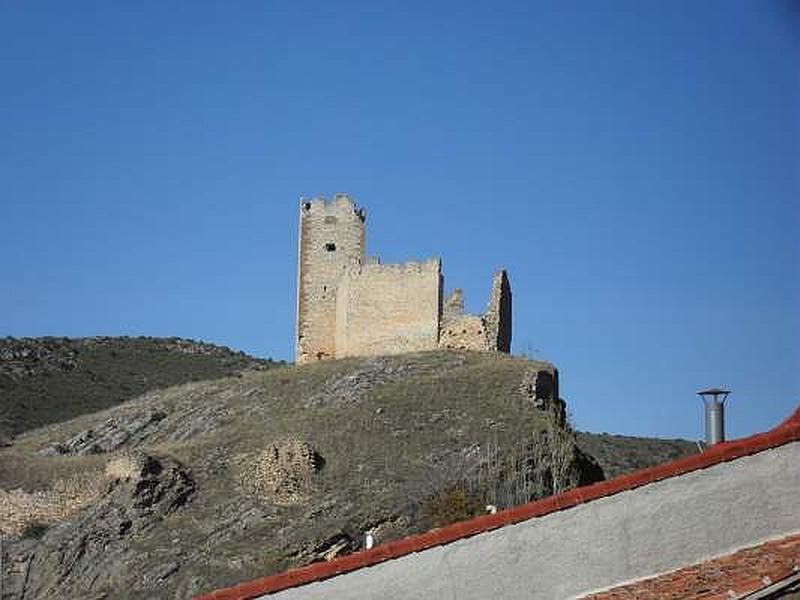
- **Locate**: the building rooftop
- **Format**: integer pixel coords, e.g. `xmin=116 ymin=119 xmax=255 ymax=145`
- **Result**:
xmin=580 ymin=534 xmax=800 ymax=599
xmin=196 ymin=408 xmax=800 ymax=600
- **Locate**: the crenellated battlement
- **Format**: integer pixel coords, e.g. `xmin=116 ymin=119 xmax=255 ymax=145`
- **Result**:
xmin=294 ymin=194 xmax=510 ymax=363
xmin=300 ymin=194 xmax=366 ymax=221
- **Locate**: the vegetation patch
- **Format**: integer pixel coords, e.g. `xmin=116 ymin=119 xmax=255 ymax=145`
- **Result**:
xmin=423 ymin=486 xmax=486 ymax=528
xmin=0 ymin=336 xmax=280 ymax=437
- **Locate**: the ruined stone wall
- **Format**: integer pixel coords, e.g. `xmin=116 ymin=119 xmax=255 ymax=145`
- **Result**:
xmin=438 ymin=271 xmax=512 ymax=352
xmin=483 ymin=270 xmax=512 ymax=353
xmin=0 ymin=475 xmax=103 ymax=536
xmin=442 ymin=288 xmax=464 ymax=321
xmin=335 ymin=260 xmax=442 ymax=358
xmin=439 ymin=287 xmax=491 ymax=351
xmin=439 ymin=313 xmax=491 ymax=351
xmin=296 ymin=196 xmax=366 ymax=364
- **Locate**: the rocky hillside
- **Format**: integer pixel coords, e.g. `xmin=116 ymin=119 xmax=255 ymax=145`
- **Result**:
xmin=575 ymin=431 xmax=699 ymax=479
xmin=0 ymin=336 xmax=279 ymax=443
xmin=0 ymin=350 xmax=609 ymax=599
xmin=0 ymin=342 xmax=699 ymax=600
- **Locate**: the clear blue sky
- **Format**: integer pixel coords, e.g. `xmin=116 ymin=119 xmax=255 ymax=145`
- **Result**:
xmin=2 ymin=1 xmax=798 ymax=440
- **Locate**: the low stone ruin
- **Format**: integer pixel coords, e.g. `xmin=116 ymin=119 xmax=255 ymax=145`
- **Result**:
xmin=519 ymin=368 xmax=559 ymax=410
xmin=0 ymin=475 xmax=103 ymax=537
xmin=236 ymin=438 xmax=325 ymax=505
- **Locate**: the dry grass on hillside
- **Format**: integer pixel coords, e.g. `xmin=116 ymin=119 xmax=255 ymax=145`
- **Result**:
xmin=0 ymin=349 xmax=698 ymax=600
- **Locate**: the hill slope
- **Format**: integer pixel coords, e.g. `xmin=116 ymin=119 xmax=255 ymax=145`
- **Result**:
xmin=575 ymin=431 xmax=699 ymax=480
xmin=1 ymin=350 xmax=607 ymax=599
xmin=0 ymin=341 xmax=699 ymax=599
xmin=0 ymin=336 xmax=279 ymax=441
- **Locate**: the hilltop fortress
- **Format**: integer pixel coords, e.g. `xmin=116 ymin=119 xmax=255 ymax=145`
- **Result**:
xmin=295 ymin=194 xmax=511 ymax=363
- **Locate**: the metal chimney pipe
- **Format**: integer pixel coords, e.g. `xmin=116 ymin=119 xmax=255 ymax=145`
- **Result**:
xmin=705 ymin=399 xmax=725 ymax=445
xmin=697 ymin=388 xmax=731 ymax=447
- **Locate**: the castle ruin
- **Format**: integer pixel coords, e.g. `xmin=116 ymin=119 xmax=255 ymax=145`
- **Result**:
xmin=295 ymin=194 xmax=511 ymax=363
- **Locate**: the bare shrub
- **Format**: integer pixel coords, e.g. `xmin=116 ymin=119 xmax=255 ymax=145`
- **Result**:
xmin=464 ymin=403 xmax=580 ymax=511
xmin=422 ymin=486 xmax=485 ymax=528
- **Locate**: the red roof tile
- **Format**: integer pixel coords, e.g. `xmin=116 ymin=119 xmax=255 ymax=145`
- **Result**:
xmin=195 ymin=407 xmax=800 ymax=600
xmin=579 ymin=533 xmax=800 ymax=599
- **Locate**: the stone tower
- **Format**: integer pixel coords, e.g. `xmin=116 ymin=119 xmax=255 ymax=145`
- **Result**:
xmin=295 ymin=194 xmax=366 ymax=363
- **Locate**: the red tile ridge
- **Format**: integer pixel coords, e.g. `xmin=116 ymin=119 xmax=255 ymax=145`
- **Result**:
xmin=195 ymin=407 xmax=800 ymax=600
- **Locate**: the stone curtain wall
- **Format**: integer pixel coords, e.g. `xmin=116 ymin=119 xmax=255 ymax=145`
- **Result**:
xmin=335 ymin=260 xmax=442 ymax=358
xmin=295 ymin=196 xmax=366 ymax=364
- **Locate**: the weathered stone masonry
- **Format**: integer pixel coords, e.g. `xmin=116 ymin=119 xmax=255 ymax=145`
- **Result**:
xmin=295 ymin=195 xmax=511 ymax=363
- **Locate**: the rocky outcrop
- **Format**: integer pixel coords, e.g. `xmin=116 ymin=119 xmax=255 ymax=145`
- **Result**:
xmin=302 ymin=356 xmax=420 ymax=408
xmin=39 ymin=410 xmax=168 ymax=456
xmin=2 ymin=454 xmax=195 ymax=599
xmin=519 ymin=368 xmax=560 ymax=410
xmin=0 ymin=339 xmax=78 ymax=381
xmin=0 ymin=417 xmax=13 ymax=447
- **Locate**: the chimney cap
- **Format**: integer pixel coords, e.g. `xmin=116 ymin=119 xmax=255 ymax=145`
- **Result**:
xmin=697 ymin=388 xmax=731 ymax=402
